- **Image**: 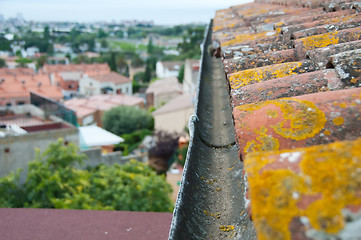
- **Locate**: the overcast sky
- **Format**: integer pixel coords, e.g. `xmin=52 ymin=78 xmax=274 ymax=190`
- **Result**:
xmin=0 ymin=0 xmax=252 ymax=25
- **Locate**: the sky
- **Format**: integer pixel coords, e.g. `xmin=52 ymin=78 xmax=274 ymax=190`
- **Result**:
xmin=0 ymin=0 xmax=252 ymax=25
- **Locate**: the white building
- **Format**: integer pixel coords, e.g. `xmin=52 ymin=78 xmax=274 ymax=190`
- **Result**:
xmin=183 ymin=59 xmax=200 ymax=95
xmin=152 ymin=94 xmax=194 ymax=133
xmin=156 ymin=61 xmax=183 ymax=78
xmin=145 ymin=77 xmax=183 ymax=108
xmin=79 ymin=72 xmax=132 ymax=96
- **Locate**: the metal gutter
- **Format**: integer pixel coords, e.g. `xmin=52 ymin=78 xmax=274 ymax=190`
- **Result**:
xmin=168 ymin=21 xmax=256 ymax=240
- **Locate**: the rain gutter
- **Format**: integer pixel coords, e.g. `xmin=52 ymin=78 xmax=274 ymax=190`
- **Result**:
xmin=168 ymin=20 xmax=257 ymax=240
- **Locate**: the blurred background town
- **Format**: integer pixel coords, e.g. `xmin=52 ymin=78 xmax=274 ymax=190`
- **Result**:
xmin=0 ymin=8 xmax=208 ymax=211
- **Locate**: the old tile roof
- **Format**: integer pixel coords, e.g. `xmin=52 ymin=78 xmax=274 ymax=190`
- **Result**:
xmin=0 ymin=69 xmax=63 ymax=101
xmin=145 ymin=77 xmax=183 ymax=95
xmin=59 ymin=71 xmax=83 ymax=81
xmin=212 ymin=0 xmax=361 ymax=239
xmin=41 ymin=63 xmax=110 ymax=76
xmin=64 ymin=94 xmax=144 ymax=118
xmin=152 ymin=94 xmax=193 ymax=115
xmin=90 ymin=72 xmax=132 ymax=84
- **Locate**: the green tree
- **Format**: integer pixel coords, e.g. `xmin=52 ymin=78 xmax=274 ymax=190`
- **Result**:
xmin=0 ymin=36 xmax=11 ymax=51
xmin=147 ymin=38 xmax=154 ymax=55
xmin=0 ymin=58 xmax=6 ymax=68
xmin=148 ymin=130 xmax=180 ymax=175
xmin=0 ymin=139 xmax=173 ymax=212
xmin=177 ymin=63 xmax=185 ymax=83
xmin=103 ymin=106 xmax=154 ymax=136
xmin=15 ymin=57 xmax=32 ymax=68
xmin=43 ymin=26 xmax=50 ymax=42
xmin=35 ymin=55 xmax=47 ymax=69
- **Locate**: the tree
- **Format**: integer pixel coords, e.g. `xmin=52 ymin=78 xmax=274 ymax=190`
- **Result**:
xmin=0 ymin=36 xmax=11 ymax=51
xmin=147 ymin=38 xmax=154 ymax=55
xmin=35 ymin=56 xmax=47 ymax=69
xmin=115 ymin=129 xmax=153 ymax=155
xmin=148 ymin=130 xmax=180 ymax=175
xmin=43 ymin=26 xmax=50 ymax=42
xmin=103 ymin=106 xmax=154 ymax=136
xmin=0 ymin=58 xmax=6 ymax=68
xmin=15 ymin=57 xmax=32 ymax=68
xmin=177 ymin=64 xmax=185 ymax=83
xmin=0 ymin=139 xmax=173 ymax=212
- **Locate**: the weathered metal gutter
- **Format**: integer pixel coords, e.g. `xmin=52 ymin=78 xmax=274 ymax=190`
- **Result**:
xmin=168 ymin=21 xmax=257 ymax=239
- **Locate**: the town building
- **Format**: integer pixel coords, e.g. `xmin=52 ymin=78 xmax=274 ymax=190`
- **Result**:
xmin=182 ymin=59 xmax=200 ymax=95
xmin=0 ymin=104 xmax=78 ymax=178
xmin=152 ymin=94 xmax=194 ymax=134
xmin=79 ymin=72 xmax=132 ymax=96
xmin=0 ymin=68 xmax=63 ymax=106
xmin=64 ymin=94 xmax=144 ymax=126
xmin=155 ymin=61 xmax=183 ymax=78
xmin=145 ymin=77 xmax=182 ymax=108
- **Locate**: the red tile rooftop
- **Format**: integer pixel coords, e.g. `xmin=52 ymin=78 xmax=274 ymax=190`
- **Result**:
xmin=0 ymin=208 xmax=172 ymax=240
xmin=209 ymin=0 xmax=361 ymax=238
xmin=40 ymin=63 xmax=111 ymax=76
xmin=64 ymin=94 xmax=144 ymax=118
xmin=0 ymin=71 xmax=63 ymax=104
xmin=91 ymin=72 xmax=132 ymax=84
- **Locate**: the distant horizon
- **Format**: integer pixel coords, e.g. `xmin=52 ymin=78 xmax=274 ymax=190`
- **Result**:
xmin=0 ymin=0 xmax=253 ymax=26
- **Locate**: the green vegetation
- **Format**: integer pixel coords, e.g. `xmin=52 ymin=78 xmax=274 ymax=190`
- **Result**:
xmin=148 ymin=131 xmax=180 ymax=174
xmin=108 ymin=40 xmax=147 ymax=52
xmin=0 ymin=139 xmax=173 ymax=212
xmin=115 ymin=129 xmax=153 ymax=156
xmin=103 ymin=106 xmax=154 ymax=136
xmin=0 ymin=58 xmax=6 ymax=68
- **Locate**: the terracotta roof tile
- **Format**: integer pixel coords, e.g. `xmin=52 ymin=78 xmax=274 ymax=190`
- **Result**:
xmin=0 ymin=70 xmax=63 ymax=102
xmin=294 ymin=27 xmax=361 ymax=58
xmin=145 ymin=77 xmax=183 ymax=95
xmin=64 ymin=94 xmax=144 ymax=118
xmin=245 ymin=137 xmax=361 ymax=240
xmin=223 ymin=49 xmax=297 ymax=73
xmin=41 ymin=63 xmax=110 ymax=76
xmin=211 ymin=0 xmax=361 ymax=238
xmin=230 ymin=69 xmax=343 ymax=107
xmin=329 ymin=48 xmax=361 ymax=86
xmin=233 ymin=87 xmax=361 ymax=159
xmin=228 ymin=60 xmax=317 ymax=89
xmin=90 ymin=72 xmax=131 ymax=84
xmin=306 ymin=40 xmax=361 ymax=69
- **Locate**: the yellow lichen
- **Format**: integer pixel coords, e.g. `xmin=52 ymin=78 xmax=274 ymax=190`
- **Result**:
xmin=267 ymin=110 xmax=278 ymax=118
xmin=237 ymin=98 xmax=326 ymax=142
xmin=324 ymin=130 xmax=331 ymax=135
xmin=274 ymin=22 xmax=284 ymax=28
xmin=204 ymin=210 xmax=208 ymax=216
xmin=351 ymin=78 xmax=358 ymax=84
xmin=271 ymin=99 xmax=326 ymax=140
xmin=213 ymin=23 xmax=236 ymax=32
xmin=244 ymin=126 xmax=280 ymax=153
xmin=245 ymin=138 xmax=361 ymax=240
xmin=339 ymin=103 xmax=347 ymax=108
xmin=220 ymin=225 xmax=235 ymax=232
xmin=332 ymin=116 xmax=344 ymax=126
xmin=300 ymin=31 xmax=339 ymax=51
xmin=221 ymin=31 xmax=276 ymax=47
xmin=229 ymin=62 xmax=302 ymax=89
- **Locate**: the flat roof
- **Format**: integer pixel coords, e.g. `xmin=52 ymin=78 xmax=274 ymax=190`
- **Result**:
xmin=0 ymin=208 xmax=172 ymax=240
